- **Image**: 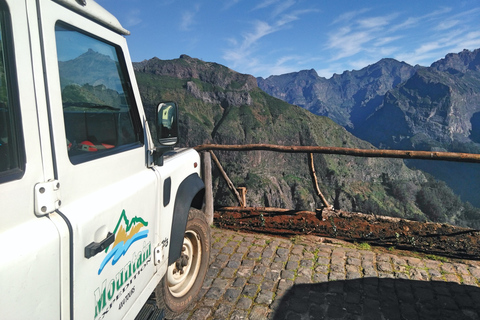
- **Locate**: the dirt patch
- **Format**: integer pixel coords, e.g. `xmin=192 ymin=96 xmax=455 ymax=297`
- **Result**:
xmin=215 ymin=208 xmax=480 ymax=260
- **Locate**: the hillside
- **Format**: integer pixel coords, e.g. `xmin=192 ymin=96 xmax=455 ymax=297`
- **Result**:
xmin=133 ymin=55 xmax=480 ymax=228
xmin=258 ymin=49 xmax=480 ymax=208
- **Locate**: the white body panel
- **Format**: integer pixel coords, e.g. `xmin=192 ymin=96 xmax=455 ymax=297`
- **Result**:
xmin=0 ymin=0 xmax=202 ymax=319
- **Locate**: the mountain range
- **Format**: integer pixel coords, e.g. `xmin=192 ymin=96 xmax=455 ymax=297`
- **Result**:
xmin=132 ymin=54 xmax=480 ymax=228
xmin=258 ymin=48 xmax=480 ymax=207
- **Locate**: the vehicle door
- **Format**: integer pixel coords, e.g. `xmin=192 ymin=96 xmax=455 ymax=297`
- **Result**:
xmin=36 ymin=1 xmax=161 ymax=319
xmin=0 ymin=0 xmax=62 ymax=319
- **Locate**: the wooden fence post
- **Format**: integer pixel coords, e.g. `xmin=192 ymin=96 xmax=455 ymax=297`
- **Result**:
xmin=201 ymin=151 xmax=214 ymax=225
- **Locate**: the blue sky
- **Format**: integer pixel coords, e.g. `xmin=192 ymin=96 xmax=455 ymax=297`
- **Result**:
xmin=97 ymin=0 xmax=480 ymax=79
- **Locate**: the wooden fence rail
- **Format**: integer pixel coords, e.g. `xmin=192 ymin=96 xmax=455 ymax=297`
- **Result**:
xmin=194 ymin=143 xmax=480 ymax=163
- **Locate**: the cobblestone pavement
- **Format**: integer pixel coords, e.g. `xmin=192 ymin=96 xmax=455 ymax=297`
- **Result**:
xmin=175 ymin=227 xmax=480 ymax=320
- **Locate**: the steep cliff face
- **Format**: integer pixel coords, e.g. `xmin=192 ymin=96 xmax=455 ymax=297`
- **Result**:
xmin=258 ymin=49 xmax=480 ymax=207
xmin=258 ymin=59 xmax=417 ymax=129
xmin=355 ymin=59 xmax=480 ymax=150
xmin=133 ymin=56 xmax=438 ymax=222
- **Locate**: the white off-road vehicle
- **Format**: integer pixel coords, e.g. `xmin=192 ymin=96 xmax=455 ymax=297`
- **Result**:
xmin=0 ymin=0 xmax=210 ymax=319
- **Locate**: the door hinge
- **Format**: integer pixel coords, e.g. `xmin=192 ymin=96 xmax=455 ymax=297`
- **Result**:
xmin=34 ymin=180 xmax=61 ymax=216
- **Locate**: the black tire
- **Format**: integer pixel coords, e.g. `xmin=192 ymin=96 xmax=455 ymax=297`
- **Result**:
xmin=156 ymin=208 xmax=211 ymax=319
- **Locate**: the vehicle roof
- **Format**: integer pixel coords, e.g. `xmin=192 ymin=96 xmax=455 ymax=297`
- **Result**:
xmin=53 ymin=0 xmax=130 ymax=35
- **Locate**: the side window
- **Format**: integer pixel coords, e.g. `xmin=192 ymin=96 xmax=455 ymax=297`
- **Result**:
xmin=0 ymin=4 xmax=23 ymax=180
xmin=55 ymin=24 xmax=142 ymax=163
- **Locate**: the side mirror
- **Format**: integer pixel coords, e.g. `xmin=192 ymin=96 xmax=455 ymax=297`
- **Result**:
xmin=156 ymin=102 xmax=178 ymax=146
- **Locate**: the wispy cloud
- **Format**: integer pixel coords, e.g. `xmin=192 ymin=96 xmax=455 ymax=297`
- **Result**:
xmin=223 ymin=0 xmax=242 ymax=10
xmin=331 ymin=8 xmax=370 ymax=25
xmin=223 ymin=1 xmax=316 ymax=75
xmin=324 ymin=5 xmax=480 ymax=72
xmin=124 ymin=9 xmax=142 ymax=27
xmin=180 ymin=5 xmax=200 ymax=31
xmin=253 ymin=0 xmax=279 ymax=11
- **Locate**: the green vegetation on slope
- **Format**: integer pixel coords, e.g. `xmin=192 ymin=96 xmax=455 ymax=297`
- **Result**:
xmin=134 ymin=58 xmax=480 ymax=229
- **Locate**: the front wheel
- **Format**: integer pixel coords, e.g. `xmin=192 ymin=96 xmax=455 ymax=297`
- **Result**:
xmin=156 ymin=208 xmax=211 ymax=318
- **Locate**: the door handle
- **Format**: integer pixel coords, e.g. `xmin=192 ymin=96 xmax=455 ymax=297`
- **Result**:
xmin=85 ymin=232 xmax=115 ymax=259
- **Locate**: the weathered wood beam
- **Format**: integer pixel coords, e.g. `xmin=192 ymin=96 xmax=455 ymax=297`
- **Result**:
xmin=308 ymin=153 xmax=331 ymax=209
xmin=194 ymin=144 xmax=480 ymax=163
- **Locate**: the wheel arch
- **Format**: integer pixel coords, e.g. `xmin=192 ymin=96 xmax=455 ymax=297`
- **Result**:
xmin=168 ymin=173 xmax=205 ymax=265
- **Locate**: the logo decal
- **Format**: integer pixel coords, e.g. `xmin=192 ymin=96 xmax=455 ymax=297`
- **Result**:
xmin=98 ymin=210 xmax=149 ymax=275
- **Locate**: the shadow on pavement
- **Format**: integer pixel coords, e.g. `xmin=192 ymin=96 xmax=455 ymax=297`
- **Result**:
xmin=272 ymin=277 xmax=480 ymax=320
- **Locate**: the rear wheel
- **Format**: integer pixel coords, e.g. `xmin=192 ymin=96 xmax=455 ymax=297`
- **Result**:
xmin=156 ymin=208 xmax=210 ymax=319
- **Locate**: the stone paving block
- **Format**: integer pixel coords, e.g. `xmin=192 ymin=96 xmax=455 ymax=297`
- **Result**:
xmin=229 ymin=310 xmax=248 ymax=320
xmin=294 ymin=276 xmax=311 ymax=284
xmin=249 ymin=305 xmax=269 ymax=320
xmin=213 ymin=303 xmax=233 ymax=319
xmin=395 ymin=272 xmax=409 ymax=280
xmin=247 ymin=251 xmax=261 ymax=259
xmin=265 ymin=270 xmax=280 ymax=281
xmin=262 ymin=249 xmax=275 ymax=259
xmin=346 ymin=270 xmax=362 ymax=280
xmin=330 ymin=262 xmax=345 ymax=273
xmin=236 ymin=297 xmax=253 ymax=310
xmin=377 ymin=261 xmax=393 ymax=273
xmin=281 ymin=270 xmax=295 ymax=280
xmin=261 ymin=280 xmax=275 ymax=291
xmin=255 ymin=290 xmax=274 ymax=304
xmin=300 ymin=259 xmax=314 ymax=268
xmin=362 ymin=266 xmax=378 ymax=277
xmin=248 ymin=274 xmax=264 ymax=285
xmin=224 ymin=288 xmax=242 ymax=303
xmin=285 ymin=260 xmax=298 ymax=270
xmin=442 ymin=262 xmax=457 ymax=274
xmin=469 ymin=266 xmax=480 ymax=279
xmin=329 ymin=272 xmax=346 ymax=281
xmin=230 ymin=253 xmax=245 ymax=261
xmin=462 ymin=274 xmax=479 ymax=286
xmin=377 ymin=254 xmax=392 ymax=262
xmin=444 ymin=273 xmax=461 ymax=283
xmin=347 ymin=256 xmax=362 ymax=266
xmin=378 ymin=272 xmax=395 ymax=279
xmin=277 ymin=278 xmax=294 ymax=291
xmin=315 ymin=265 xmax=329 ymax=273
xmin=253 ymin=265 xmax=267 ymax=275
xmin=212 ymin=277 xmax=230 ymax=288
xmin=232 ymin=235 xmax=244 ymax=242
xmin=232 ymin=276 xmax=247 ymax=287
xmin=200 ymin=298 xmax=217 ymax=307
xmin=227 ymin=260 xmax=241 ymax=269
xmin=242 ymin=284 xmax=259 ymax=297
xmin=205 ymin=285 xmax=226 ymax=298
xmin=222 ymin=246 xmax=235 ymax=254
xmin=316 ymin=257 xmax=330 ymax=265
xmin=206 ymin=267 xmax=220 ymax=278
xmin=220 ymin=268 xmax=237 ymax=279
xmin=410 ymin=268 xmax=430 ymax=281
xmin=297 ymin=266 xmax=312 ymax=278
xmin=212 ymin=242 xmax=224 ymax=250
xmin=254 ymin=238 xmax=266 ymax=246
xmin=313 ymin=272 xmax=328 ymax=283
xmin=236 ymin=245 xmax=249 ymax=254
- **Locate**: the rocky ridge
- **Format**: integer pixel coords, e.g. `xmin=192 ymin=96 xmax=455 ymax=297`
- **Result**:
xmin=258 ymin=48 xmax=480 ymax=207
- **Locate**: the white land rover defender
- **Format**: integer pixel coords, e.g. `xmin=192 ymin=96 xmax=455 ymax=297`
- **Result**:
xmin=0 ymin=0 xmax=210 ymax=319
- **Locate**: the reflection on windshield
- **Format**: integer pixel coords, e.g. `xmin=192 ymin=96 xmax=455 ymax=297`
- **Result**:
xmin=55 ymin=24 xmax=139 ymax=160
